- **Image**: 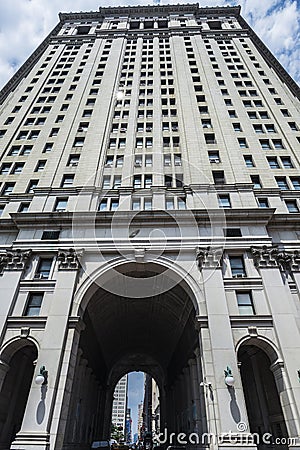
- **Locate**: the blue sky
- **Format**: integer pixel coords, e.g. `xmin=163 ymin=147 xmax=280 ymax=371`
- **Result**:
xmin=127 ymin=372 xmax=144 ymax=436
xmin=0 ymin=0 xmax=299 ymax=90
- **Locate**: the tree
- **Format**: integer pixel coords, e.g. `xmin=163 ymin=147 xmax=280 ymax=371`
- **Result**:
xmin=111 ymin=422 xmax=124 ymax=443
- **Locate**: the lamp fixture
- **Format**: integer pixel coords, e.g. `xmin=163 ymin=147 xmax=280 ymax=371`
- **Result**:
xmin=224 ymin=366 xmax=235 ymax=387
xmin=35 ymin=365 xmax=48 ymax=386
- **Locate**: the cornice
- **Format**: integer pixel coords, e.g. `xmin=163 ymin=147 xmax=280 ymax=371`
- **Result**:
xmin=0 ymin=21 xmax=63 ymax=105
xmin=237 ymin=14 xmax=300 ymax=100
xmin=8 ymin=208 xmax=275 ymax=229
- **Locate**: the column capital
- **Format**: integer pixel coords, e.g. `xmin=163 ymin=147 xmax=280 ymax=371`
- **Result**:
xmin=57 ymin=248 xmax=83 ymax=270
xmin=196 ymin=246 xmax=223 ymax=271
xmin=0 ymin=248 xmax=31 ymax=274
xmin=251 ymin=246 xmax=300 ymax=273
xmin=250 ymin=245 xmax=279 ymax=269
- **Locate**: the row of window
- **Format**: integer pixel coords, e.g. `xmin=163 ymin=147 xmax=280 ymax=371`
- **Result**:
xmin=20 ymin=289 xmax=256 ymax=317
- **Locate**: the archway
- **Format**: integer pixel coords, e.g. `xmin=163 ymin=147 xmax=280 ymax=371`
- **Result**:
xmin=62 ymin=262 xmax=205 ymax=449
xmin=0 ymin=341 xmax=38 ymax=450
xmin=238 ymin=343 xmax=288 ymax=449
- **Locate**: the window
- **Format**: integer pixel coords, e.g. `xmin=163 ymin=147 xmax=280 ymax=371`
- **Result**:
xmin=35 ymin=160 xmax=46 ymax=172
xmin=27 ymin=180 xmax=39 ymax=194
xmin=67 ymin=155 xmax=80 ymax=166
xmin=253 ymin=124 xmax=264 ymax=133
xmin=259 ymin=111 xmax=269 ymax=119
xmin=41 ymin=230 xmax=60 ymax=240
xmin=229 ymin=256 xmax=246 ymax=277
xmin=50 ymin=128 xmax=59 ymax=137
xmin=0 ymin=205 xmax=4 ymax=216
xmin=260 ymin=139 xmax=271 ymax=150
xmin=250 ymin=175 xmax=262 ymax=188
xmin=290 ymin=177 xmax=300 ymax=190
xmin=265 ymin=124 xmax=276 ymax=133
xmin=2 ymin=182 xmax=15 ymax=195
xmin=209 ymin=151 xmax=220 ymax=163
xmin=54 ymin=198 xmax=68 ymax=211
xmin=98 ymin=199 xmax=108 ymax=211
xmin=113 ymin=176 xmax=121 ymax=189
xmin=73 ymin=137 xmax=85 ymax=147
xmin=61 ymin=175 xmax=74 ymax=187
xmin=19 ymin=202 xmax=30 ymax=212
xmin=238 ymin=138 xmax=248 ymax=148
xmin=0 ymin=163 xmax=11 ymax=174
xmin=280 ymin=156 xmax=293 ymax=168
xmin=236 ymin=292 xmax=255 ymax=315
xmin=212 ymin=171 xmax=225 ymax=184
xmin=166 ymin=198 xmax=174 ymax=210
xmin=233 ymin=123 xmax=242 ymax=132
xmin=110 ymin=198 xmax=119 ymax=211
xmin=144 ymin=198 xmax=152 ymax=210
xmin=273 ymin=139 xmax=284 ymax=149
xmin=224 ymin=228 xmax=242 ymax=237
xmin=285 ymin=200 xmax=299 ymax=213
xmin=257 ymin=198 xmax=269 ymax=208
xmin=281 ymin=109 xmax=290 ymax=117
xmin=228 ymin=110 xmax=237 ymax=118
xmin=145 ymin=175 xmax=152 ymax=188
xmin=244 ymin=155 xmax=254 ymax=167
xmin=41 ymin=143 xmax=53 ymax=155
xmin=24 ymin=293 xmax=43 ymax=316
xmin=276 ymin=177 xmax=289 ymax=190
xmin=218 ymin=194 xmax=231 ymax=208
xmin=132 ymin=199 xmax=141 ymax=210
xmin=267 ymin=157 xmax=279 ymax=169
xmin=35 ymin=258 xmax=53 ymax=279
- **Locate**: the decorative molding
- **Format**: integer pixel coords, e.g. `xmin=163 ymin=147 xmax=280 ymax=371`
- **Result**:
xmin=0 ymin=249 xmax=31 ymax=274
xmin=250 ymin=245 xmax=279 ymax=269
xmin=251 ymin=246 xmax=300 ymax=273
xmin=57 ymin=248 xmax=83 ymax=270
xmin=196 ymin=246 xmax=223 ymax=270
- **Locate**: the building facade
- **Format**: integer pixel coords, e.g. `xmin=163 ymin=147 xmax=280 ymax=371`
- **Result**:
xmin=111 ymin=375 xmax=128 ymax=437
xmin=0 ymin=3 xmax=299 ymax=450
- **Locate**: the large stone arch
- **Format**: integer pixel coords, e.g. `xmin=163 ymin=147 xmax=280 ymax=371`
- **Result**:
xmin=72 ymin=255 xmax=202 ymax=317
xmin=61 ymin=259 xmax=206 ymax=448
xmin=0 ymin=338 xmax=38 ymax=450
xmin=237 ymin=335 xmax=292 ymax=446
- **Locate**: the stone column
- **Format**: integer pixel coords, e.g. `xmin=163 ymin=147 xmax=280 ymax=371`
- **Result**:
xmin=250 ymin=246 xmax=300 ymax=442
xmin=0 ymin=249 xmax=31 ymax=342
xmin=188 ymin=357 xmax=202 ymax=434
xmin=196 ymin=247 xmax=256 ymax=450
xmin=11 ymin=248 xmax=83 ymax=450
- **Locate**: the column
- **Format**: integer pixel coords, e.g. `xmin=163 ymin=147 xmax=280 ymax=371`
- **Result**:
xmin=196 ymin=247 xmax=256 ymax=450
xmin=11 ymin=249 xmax=83 ymax=450
xmin=0 ymin=249 xmax=31 ymax=341
xmin=251 ymin=247 xmax=300 ymax=443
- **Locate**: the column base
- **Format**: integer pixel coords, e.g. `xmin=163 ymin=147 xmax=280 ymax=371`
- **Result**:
xmin=10 ymin=431 xmax=49 ymax=450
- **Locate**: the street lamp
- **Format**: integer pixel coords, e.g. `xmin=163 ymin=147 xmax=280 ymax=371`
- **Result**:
xmin=224 ymin=366 xmax=235 ymax=387
xmin=35 ymin=365 xmax=48 ymax=385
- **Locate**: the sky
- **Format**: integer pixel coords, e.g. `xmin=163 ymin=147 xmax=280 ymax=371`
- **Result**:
xmin=127 ymin=372 xmax=144 ymax=436
xmin=0 ymin=0 xmax=299 ymax=90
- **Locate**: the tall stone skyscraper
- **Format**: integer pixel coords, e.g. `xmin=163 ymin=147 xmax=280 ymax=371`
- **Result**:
xmin=0 ymin=4 xmax=299 ymax=450
xmin=111 ymin=374 xmax=128 ymax=438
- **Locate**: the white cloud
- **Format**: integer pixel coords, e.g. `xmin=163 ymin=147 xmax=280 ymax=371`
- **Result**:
xmin=0 ymin=0 xmax=298 ymax=89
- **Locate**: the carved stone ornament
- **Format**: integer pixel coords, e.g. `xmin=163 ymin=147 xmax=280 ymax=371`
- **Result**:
xmin=251 ymin=246 xmax=300 ymax=273
xmin=57 ymin=248 xmax=83 ymax=270
xmin=196 ymin=246 xmax=223 ymax=270
xmin=0 ymin=249 xmax=31 ymax=274
xmin=250 ymin=246 xmax=278 ymax=269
